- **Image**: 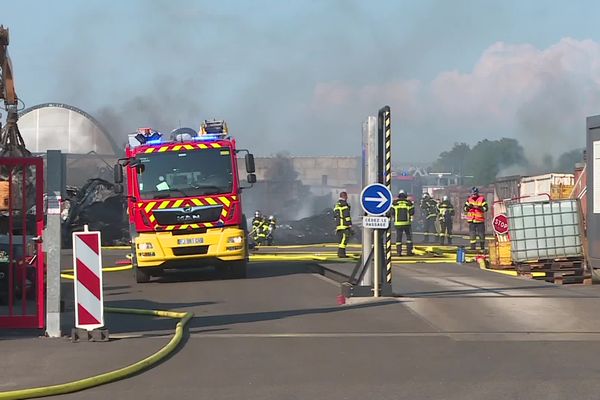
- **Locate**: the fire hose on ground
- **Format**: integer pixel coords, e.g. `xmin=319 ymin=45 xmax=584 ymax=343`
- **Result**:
xmin=0 ymin=271 xmax=193 ymax=400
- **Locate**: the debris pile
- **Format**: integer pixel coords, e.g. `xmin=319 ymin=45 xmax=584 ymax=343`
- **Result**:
xmin=275 ymin=208 xmax=360 ymax=245
xmin=62 ymin=178 xmax=128 ymax=247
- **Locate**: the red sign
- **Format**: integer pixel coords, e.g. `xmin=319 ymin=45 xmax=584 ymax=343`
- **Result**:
xmin=492 ymin=214 xmax=509 ymax=235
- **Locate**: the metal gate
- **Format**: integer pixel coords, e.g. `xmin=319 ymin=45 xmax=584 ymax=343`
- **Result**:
xmin=0 ymin=157 xmax=45 ymax=329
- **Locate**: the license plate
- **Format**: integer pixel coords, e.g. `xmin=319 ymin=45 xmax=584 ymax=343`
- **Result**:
xmin=177 ymin=238 xmax=204 ymax=245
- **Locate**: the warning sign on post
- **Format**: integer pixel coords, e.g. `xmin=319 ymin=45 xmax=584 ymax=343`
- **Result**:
xmin=363 ymin=216 xmax=390 ymax=229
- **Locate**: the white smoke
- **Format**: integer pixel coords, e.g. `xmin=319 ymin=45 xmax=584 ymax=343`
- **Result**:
xmin=311 ymin=38 xmax=600 ymax=162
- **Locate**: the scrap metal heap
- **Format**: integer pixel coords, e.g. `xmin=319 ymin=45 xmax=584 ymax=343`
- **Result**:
xmin=61 ymin=178 xmax=128 ymax=247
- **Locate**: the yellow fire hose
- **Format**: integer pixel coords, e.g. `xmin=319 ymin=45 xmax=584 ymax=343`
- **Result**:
xmin=0 ymin=273 xmax=193 ymax=400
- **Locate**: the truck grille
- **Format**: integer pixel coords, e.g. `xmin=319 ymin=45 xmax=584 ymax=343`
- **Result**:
xmin=172 ymin=245 xmax=209 ymax=256
xmin=153 ymin=205 xmax=223 ymax=226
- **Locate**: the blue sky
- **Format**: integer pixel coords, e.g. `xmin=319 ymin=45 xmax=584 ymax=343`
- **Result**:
xmin=4 ymin=1 xmax=600 ymax=160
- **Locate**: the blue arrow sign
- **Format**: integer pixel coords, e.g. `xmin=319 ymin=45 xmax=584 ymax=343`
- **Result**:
xmin=360 ymin=183 xmax=393 ymax=216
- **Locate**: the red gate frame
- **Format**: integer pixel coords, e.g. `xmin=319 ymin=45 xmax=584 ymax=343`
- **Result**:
xmin=0 ymin=157 xmax=45 ymax=329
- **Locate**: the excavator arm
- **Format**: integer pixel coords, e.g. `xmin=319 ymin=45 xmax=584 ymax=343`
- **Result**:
xmin=0 ymin=25 xmax=29 ymax=157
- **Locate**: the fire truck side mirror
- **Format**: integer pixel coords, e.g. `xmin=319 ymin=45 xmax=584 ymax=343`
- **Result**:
xmin=245 ymin=153 xmax=256 ymax=173
xmin=247 ymin=173 xmax=257 ymax=184
xmin=114 ymin=164 xmax=124 ymax=184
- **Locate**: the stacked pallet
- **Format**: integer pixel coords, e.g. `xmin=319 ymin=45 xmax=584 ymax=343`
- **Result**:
xmin=515 ymin=258 xmax=591 ymax=285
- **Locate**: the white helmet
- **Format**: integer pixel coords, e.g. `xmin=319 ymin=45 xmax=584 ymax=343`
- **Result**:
xmin=442 ymin=195 xmax=449 ymax=201
xmin=422 ymin=192 xmax=429 ymax=198
xmin=268 ymin=215 xmax=275 ymax=221
xmin=255 ymin=210 xmax=262 ymax=218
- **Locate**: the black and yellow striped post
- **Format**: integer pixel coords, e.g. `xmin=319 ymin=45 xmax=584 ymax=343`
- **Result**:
xmin=378 ymin=106 xmax=393 ymax=296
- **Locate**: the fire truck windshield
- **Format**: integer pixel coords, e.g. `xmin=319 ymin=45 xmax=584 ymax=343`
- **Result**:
xmin=136 ymin=148 xmax=234 ymax=200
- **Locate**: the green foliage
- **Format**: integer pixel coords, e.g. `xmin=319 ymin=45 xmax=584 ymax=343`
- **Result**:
xmin=433 ymin=138 xmax=528 ymax=185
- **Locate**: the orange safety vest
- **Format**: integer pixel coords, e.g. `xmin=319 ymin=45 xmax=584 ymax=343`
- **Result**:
xmin=465 ymin=195 xmax=487 ymax=223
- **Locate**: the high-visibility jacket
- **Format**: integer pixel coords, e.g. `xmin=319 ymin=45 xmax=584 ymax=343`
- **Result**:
xmin=437 ymin=200 xmax=455 ymax=222
xmin=391 ymin=199 xmax=414 ymax=226
xmin=420 ymin=197 xmax=438 ymax=220
xmin=334 ymin=199 xmax=352 ymax=231
xmin=463 ymin=195 xmax=488 ymax=223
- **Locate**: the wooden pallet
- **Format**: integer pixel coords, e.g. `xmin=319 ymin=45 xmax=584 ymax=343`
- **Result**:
xmin=515 ymin=258 xmax=591 ymax=285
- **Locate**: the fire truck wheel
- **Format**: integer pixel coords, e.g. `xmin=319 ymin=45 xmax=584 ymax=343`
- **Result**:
xmin=135 ymin=266 xmax=151 ymax=283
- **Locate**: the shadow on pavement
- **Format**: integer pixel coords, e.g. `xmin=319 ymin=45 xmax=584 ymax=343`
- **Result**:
xmin=100 ymin=298 xmax=397 ymax=336
xmin=399 ymin=284 xmax=578 ymax=298
xmin=153 ymin=262 xmax=318 ymax=284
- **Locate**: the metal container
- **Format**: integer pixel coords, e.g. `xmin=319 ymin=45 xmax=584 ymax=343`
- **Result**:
xmin=507 ymin=199 xmax=582 ymax=262
xmin=519 ymin=173 xmax=575 ymax=203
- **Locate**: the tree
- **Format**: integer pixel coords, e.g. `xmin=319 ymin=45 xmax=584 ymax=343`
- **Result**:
xmin=432 ymin=142 xmax=470 ymax=174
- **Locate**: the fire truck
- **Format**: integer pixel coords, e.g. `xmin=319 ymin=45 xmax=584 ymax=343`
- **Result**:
xmin=114 ymin=120 xmax=256 ymax=283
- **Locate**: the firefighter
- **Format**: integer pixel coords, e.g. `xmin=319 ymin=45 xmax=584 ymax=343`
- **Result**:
xmin=333 ymin=191 xmax=353 ymax=258
xmin=437 ymin=195 xmax=455 ymax=245
xmin=420 ymin=192 xmax=438 ymax=243
xmin=266 ymin=215 xmax=277 ymax=245
xmin=391 ymin=190 xmax=414 ymax=256
xmin=464 ymin=187 xmax=488 ymax=250
xmin=251 ymin=211 xmax=265 ymax=245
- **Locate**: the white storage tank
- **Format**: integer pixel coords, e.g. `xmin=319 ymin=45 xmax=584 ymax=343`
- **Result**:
xmin=507 ymin=199 xmax=583 ymax=262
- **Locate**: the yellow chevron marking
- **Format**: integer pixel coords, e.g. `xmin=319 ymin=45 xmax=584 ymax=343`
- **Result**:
xmin=205 ymin=198 xmax=218 ymax=205
xmin=212 ymin=143 xmax=222 ymax=148
xmin=184 ymin=144 xmax=194 ymax=150
xmin=218 ymin=196 xmax=231 ymax=207
xmin=204 ymin=222 xmax=213 ymax=228
xmin=158 ymin=146 xmax=169 ymax=152
xmin=144 ymin=202 xmax=156 ymax=213
xmin=165 ymin=225 xmax=175 ymax=231
xmin=172 ymin=145 xmax=182 ymax=151
xmin=179 ymin=224 xmax=189 ymax=230
xmin=173 ymin=199 xmax=184 ymax=208
xmin=149 ymin=214 xmax=156 ymax=223
xmin=191 ymin=198 xmax=203 ymax=206
xmin=231 ymin=195 xmax=237 ymax=201
xmin=221 ymin=209 xmax=228 ymax=218
xmin=145 ymin=148 xmax=155 ymax=153
xmin=158 ymin=201 xmax=170 ymax=209
xmin=198 ymin=143 xmax=208 ymax=149
xmin=190 ymin=224 xmax=199 ymax=229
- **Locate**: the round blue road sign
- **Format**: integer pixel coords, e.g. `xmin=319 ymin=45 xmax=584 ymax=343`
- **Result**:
xmin=360 ymin=183 xmax=393 ymax=216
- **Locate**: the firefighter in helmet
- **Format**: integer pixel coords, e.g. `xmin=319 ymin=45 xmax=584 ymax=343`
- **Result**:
xmin=437 ymin=195 xmax=455 ymax=245
xmin=266 ymin=215 xmax=277 ymax=245
xmin=252 ymin=211 xmax=266 ymax=244
xmin=391 ymin=190 xmax=414 ymax=256
xmin=333 ymin=191 xmax=352 ymax=258
xmin=420 ymin=192 xmax=438 ymax=243
xmin=464 ymin=187 xmax=488 ymax=250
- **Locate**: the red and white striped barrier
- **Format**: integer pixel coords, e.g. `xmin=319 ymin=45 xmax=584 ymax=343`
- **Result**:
xmin=73 ymin=228 xmax=104 ymax=330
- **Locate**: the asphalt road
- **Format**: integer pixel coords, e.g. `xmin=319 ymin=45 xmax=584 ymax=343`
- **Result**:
xmin=26 ymin=249 xmax=596 ymax=400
